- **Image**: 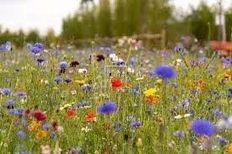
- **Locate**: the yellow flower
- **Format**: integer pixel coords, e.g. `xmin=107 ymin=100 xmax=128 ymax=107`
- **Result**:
xmin=59 ymin=103 xmax=72 ymax=111
xmin=74 ymin=80 xmax=85 ymax=84
xmin=143 ymin=88 xmax=157 ymax=97
xmin=28 ymin=120 xmax=40 ymax=131
xmin=36 ymin=130 xmax=48 ymax=139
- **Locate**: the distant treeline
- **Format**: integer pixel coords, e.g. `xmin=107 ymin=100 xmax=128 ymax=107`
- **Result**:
xmin=0 ymin=0 xmax=232 ymax=47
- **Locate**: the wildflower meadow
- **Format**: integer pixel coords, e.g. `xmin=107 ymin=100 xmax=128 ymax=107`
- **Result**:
xmin=0 ymin=38 xmax=231 ymax=154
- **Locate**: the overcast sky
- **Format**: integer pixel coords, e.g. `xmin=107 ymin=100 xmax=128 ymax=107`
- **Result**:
xmin=0 ymin=0 xmax=231 ymax=35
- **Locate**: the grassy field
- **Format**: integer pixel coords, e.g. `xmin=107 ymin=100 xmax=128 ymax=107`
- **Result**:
xmin=0 ymin=40 xmax=231 ymax=154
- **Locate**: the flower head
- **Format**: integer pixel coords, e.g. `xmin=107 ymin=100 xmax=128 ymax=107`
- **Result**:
xmin=149 ymin=64 xmax=176 ymax=79
xmin=33 ymin=111 xmax=47 ymax=121
xmin=59 ymin=61 xmax=68 ymax=70
xmin=97 ymin=101 xmax=117 ymax=114
xmin=85 ymin=111 xmax=96 ymax=122
xmin=111 ymin=78 xmax=124 ymax=89
xmin=191 ymin=119 xmax=215 ymax=136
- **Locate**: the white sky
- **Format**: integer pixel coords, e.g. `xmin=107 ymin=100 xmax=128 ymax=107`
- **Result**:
xmin=0 ymin=0 xmax=231 ymax=35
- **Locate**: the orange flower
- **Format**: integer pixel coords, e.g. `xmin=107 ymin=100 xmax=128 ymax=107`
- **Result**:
xmin=145 ymin=95 xmax=160 ymax=104
xmin=65 ymin=107 xmax=76 ymax=117
xmin=85 ymin=111 xmax=96 ymax=122
xmin=36 ymin=130 xmax=48 ymax=139
xmin=195 ymin=79 xmax=206 ymax=90
xmin=28 ymin=120 xmax=40 ymax=131
xmin=110 ymin=77 xmax=124 ymax=89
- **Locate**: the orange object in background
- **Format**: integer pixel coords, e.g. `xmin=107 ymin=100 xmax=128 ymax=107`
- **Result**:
xmin=210 ymin=41 xmax=232 ymax=56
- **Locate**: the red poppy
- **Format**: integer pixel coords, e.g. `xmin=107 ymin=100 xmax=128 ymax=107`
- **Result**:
xmin=33 ymin=111 xmax=47 ymax=121
xmin=111 ymin=78 xmax=124 ymax=89
xmin=65 ymin=107 xmax=76 ymax=117
xmin=85 ymin=111 xmax=96 ymax=122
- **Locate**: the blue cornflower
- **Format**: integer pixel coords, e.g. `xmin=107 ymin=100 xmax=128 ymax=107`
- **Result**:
xmin=149 ymin=64 xmax=176 ymax=80
xmin=213 ymin=109 xmax=224 ymax=117
xmin=0 ymin=41 xmax=12 ymax=52
xmin=191 ymin=119 xmax=215 ymax=136
xmin=34 ymin=42 xmax=44 ymax=50
xmin=15 ymin=91 xmax=27 ymax=98
xmin=97 ymin=101 xmax=117 ymax=114
xmin=5 ymin=99 xmax=15 ymax=109
xmin=59 ymin=61 xmax=68 ymax=70
xmin=16 ymin=130 xmax=26 ymax=139
xmin=130 ymin=119 xmax=141 ymax=128
xmin=218 ymin=137 xmax=228 ymax=146
xmin=178 ymin=99 xmax=190 ymax=108
xmin=173 ymin=130 xmax=185 ymax=137
xmin=9 ymin=108 xmax=24 ymax=116
xmin=128 ymin=116 xmax=142 ymax=128
xmin=54 ymin=76 xmax=62 ymax=84
xmin=42 ymin=123 xmax=51 ymax=130
xmin=31 ymin=46 xmax=41 ymax=54
xmin=27 ymin=43 xmax=44 ymax=54
xmin=222 ymin=57 xmax=232 ymax=67
xmin=0 ymin=87 xmax=11 ymax=95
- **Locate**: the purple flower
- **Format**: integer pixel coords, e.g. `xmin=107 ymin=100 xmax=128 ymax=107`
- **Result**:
xmin=178 ymin=99 xmax=190 ymax=108
xmin=213 ymin=109 xmax=224 ymax=117
xmin=222 ymin=57 xmax=232 ymax=67
xmin=59 ymin=61 xmax=68 ymax=70
xmin=16 ymin=130 xmax=26 ymax=139
xmin=5 ymin=99 xmax=15 ymax=109
xmin=191 ymin=119 xmax=215 ymax=136
xmin=54 ymin=76 xmax=62 ymax=84
xmin=173 ymin=130 xmax=185 ymax=137
xmin=34 ymin=43 xmax=44 ymax=50
xmin=27 ymin=43 xmax=44 ymax=54
xmin=128 ymin=116 xmax=142 ymax=128
xmin=149 ymin=64 xmax=176 ymax=80
xmin=15 ymin=91 xmax=27 ymax=98
xmin=9 ymin=108 xmax=24 ymax=116
xmin=0 ymin=88 xmax=11 ymax=95
xmin=0 ymin=41 xmax=12 ymax=52
xmin=218 ymin=137 xmax=227 ymax=145
xmin=97 ymin=101 xmax=117 ymax=114
xmin=42 ymin=123 xmax=51 ymax=130
xmin=130 ymin=119 xmax=141 ymax=128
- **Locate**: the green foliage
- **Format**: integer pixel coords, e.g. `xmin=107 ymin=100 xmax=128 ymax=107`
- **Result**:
xmin=61 ymin=0 xmax=172 ymax=41
xmin=184 ymin=2 xmax=217 ymax=41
